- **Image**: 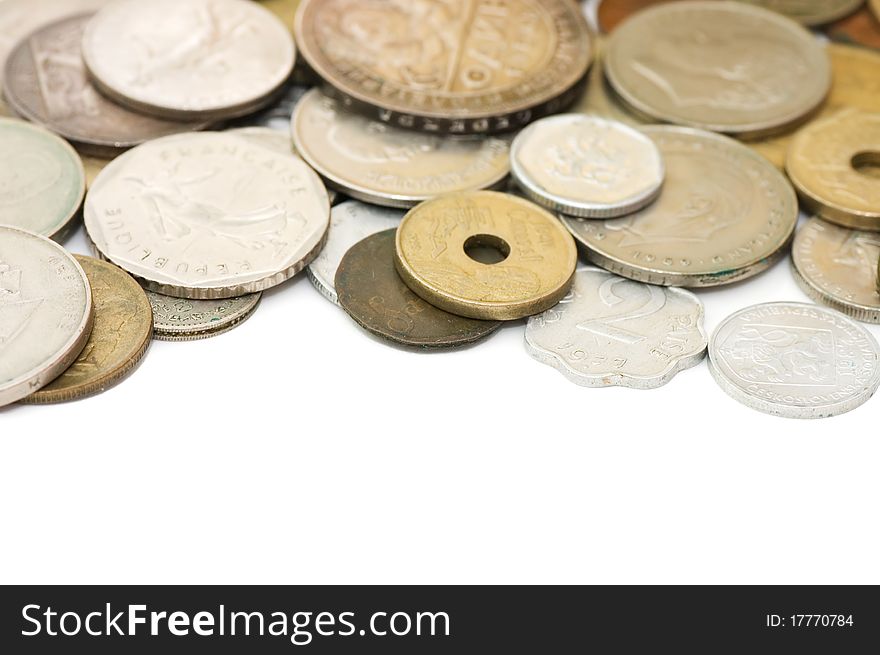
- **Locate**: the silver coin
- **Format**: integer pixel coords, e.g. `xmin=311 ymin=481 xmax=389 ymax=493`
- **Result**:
xmin=84 ymin=131 xmax=330 ymax=299
xmin=525 ymin=268 xmax=707 ymax=389
xmin=792 ymin=217 xmax=880 ymax=324
xmin=81 ymin=0 xmax=295 ymax=121
xmin=147 ymin=291 xmax=261 ymax=342
xmin=510 ymin=114 xmax=665 ymax=218
xmin=0 ymin=117 xmax=85 ymax=239
xmin=0 ymin=226 xmax=94 ymax=408
xmin=226 ymin=80 xmax=310 ymax=132
xmin=708 ymin=302 xmax=880 ymax=419
xmin=307 ymin=200 xmax=404 ymax=305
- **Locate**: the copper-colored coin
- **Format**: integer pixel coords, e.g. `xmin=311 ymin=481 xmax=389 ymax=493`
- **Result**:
xmin=336 ymin=229 xmax=501 ymax=349
xmin=3 ymin=14 xmax=207 ymax=158
xmin=737 ymin=0 xmax=863 ymax=26
xmin=827 ymin=5 xmax=880 ymax=50
xmin=395 ymin=192 xmax=578 ymax=321
xmin=23 ymin=256 xmax=153 ymax=404
xmin=597 ymin=0 xmax=681 ymax=33
xmin=294 ymin=0 xmax=593 ymax=135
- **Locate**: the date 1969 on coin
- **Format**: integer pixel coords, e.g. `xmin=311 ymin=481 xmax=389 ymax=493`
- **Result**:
xmin=765 ymin=614 xmax=854 ymax=628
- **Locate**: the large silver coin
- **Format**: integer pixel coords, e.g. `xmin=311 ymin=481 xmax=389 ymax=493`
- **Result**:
xmin=81 ymin=0 xmax=295 ymax=121
xmin=291 ymin=90 xmax=510 ymax=209
xmin=525 ymin=268 xmax=707 ymax=389
xmin=510 ymin=114 xmax=664 ymax=218
xmin=307 ymin=200 xmax=404 ymax=305
xmin=84 ymin=132 xmax=330 ymax=299
xmin=0 ymin=118 xmax=85 ymax=239
xmin=709 ymin=302 xmax=880 ymax=419
xmin=0 ymin=226 xmax=93 ymax=408
xmin=147 ymin=291 xmax=261 ymax=342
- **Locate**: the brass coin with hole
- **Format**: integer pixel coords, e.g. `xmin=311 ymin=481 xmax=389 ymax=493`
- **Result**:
xmin=787 ymin=110 xmax=880 ymax=231
xmin=394 ymin=192 xmax=578 ymax=321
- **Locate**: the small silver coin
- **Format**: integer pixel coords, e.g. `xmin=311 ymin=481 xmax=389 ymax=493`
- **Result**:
xmin=525 ymin=268 xmax=707 ymax=389
xmin=307 ymin=200 xmax=404 ymax=305
xmin=0 ymin=226 xmax=94 ymax=408
xmin=708 ymin=302 xmax=880 ymax=419
xmin=147 ymin=291 xmax=261 ymax=341
xmin=226 ymin=81 xmax=310 ymax=132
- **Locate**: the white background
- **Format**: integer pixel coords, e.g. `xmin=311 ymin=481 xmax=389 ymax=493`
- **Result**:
xmin=1 ymin=1 xmax=879 ymax=585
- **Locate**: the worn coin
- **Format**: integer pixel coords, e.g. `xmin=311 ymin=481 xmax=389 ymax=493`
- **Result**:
xmin=295 ymin=0 xmax=593 ymax=134
xmin=792 ymin=217 xmax=880 ymax=323
xmin=561 ymin=126 xmax=798 ymax=287
xmin=604 ymin=1 xmax=831 ymax=136
xmin=525 ymin=268 xmax=707 ymax=389
xmin=0 ymin=117 xmax=85 ymax=239
xmin=336 ymin=229 xmax=501 ymax=349
xmin=3 ymin=14 xmax=208 ymax=158
xmin=82 ymin=0 xmax=296 ymax=121
xmin=510 ymin=114 xmax=664 ymax=218
xmin=291 ymin=89 xmax=510 ymax=208
xmin=23 ymin=256 xmax=152 ymax=404
xmin=85 ymin=131 xmax=330 ymax=299
xmin=308 ymin=200 xmax=404 ymax=305
xmin=787 ymin=111 xmax=880 ymax=231
xmin=0 ymin=227 xmax=93 ymax=408
xmin=395 ymin=191 xmax=577 ymax=321
xmin=709 ymin=302 xmax=880 ymax=419
xmin=147 ymin=291 xmax=261 ymax=341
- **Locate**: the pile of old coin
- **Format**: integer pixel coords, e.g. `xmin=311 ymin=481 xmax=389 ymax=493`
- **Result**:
xmin=1 ymin=0 xmax=880 ymax=420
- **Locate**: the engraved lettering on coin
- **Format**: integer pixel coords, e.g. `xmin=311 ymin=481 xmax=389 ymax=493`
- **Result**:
xmin=147 ymin=291 xmax=261 ymax=341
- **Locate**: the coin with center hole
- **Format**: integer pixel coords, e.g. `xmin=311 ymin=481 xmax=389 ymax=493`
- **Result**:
xmin=23 ymin=256 xmax=152 ymax=404
xmin=336 ymin=230 xmax=501 ymax=349
xmin=395 ymin=191 xmax=577 ymax=321
xmin=147 ymin=291 xmax=261 ymax=341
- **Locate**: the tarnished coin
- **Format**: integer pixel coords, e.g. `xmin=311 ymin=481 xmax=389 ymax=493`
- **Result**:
xmin=525 ymin=268 xmax=707 ymax=388
xmin=0 ymin=118 xmax=85 ymax=239
xmin=709 ymin=302 xmax=880 ymax=419
xmin=23 ymin=256 xmax=152 ymax=404
xmin=291 ymin=90 xmax=511 ymax=208
xmin=3 ymin=14 xmax=208 ymax=158
xmin=82 ymin=0 xmax=296 ymax=121
xmin=510 ymin=114 xmax=664 ymax=218
xmin=787 ymin=111 xmax=880 ymax=232
xmin=0 ymin=227 xmax=93 ymax=408
xmin=736 ymin=0 xmax=863 ymax=26
xmin=561 ymin=126 xmax=798 ymax=287
xmin=597 ymin=0 xmax=680 ymax=33
xmin=336 ymin=229 xmax=501 ymax=349
xmin=792 ymin=218 xmax=880 ymax=323
xmin=395 ymin=192 xmax=578 ymax=321
xmin=84 ymin=131 xmax=330 ymax=299
xmin=604 ymin=1 xmax=831 ymax=136
xmin=307 ymin=200 xmax=404 ymax=305
xmin=147 ymin=291 xmax=261 ymax=341
xmin=294 ymin=0 xmax=593 ymax=134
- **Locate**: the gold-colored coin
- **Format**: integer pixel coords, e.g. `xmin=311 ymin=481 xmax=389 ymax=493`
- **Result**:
xmin=786 ymin=110 xmax=880 ymax=231
xmin=873 ymin=0 xmax=880 ymax=21
xmin=258 ymin=0 xmax=301 ymax=33
xmin=294 ymin=0 xmax=593 ymax=135
xmin=394 ymin=192 xmax=577 ymax=321
xmin=749 ymin=43 xmax=880 ymax=169
xmin=81 ymin=155 xmax=112 ymax=188
xmin=23 ymin=256 xmax=153 ymax=404
xmin=737 ymin=0 xmax=863 ymax=26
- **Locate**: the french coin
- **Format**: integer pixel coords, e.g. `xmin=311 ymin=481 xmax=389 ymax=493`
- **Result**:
xmin=294 ymin=0 xmax=594 ymax=135
xmin=0 ymin=227 xmax=93 ymax=408
xmin=23 ymin=256 xmax=152 ymax=404
xmin=739 ymin=0 xmax=863 ymax=26
xmin=510 ymin=114 xmax=664 ymax=218
xmin=525 ymin=267 xmax=707 ymax=388
xmin=336 ymin=229 xmax=501 ymax=349
xmin=395 ymin=191 xmax=578 ymax=321
xmin=792 ymin=217 xmax=880 ymax=323
xmin=0 ymin=117 xmax=85 ymax=239
xmin=561 ymin=126 xmax=798 ymax=287
xmin=307 ymin=200 xmax=404 ymax=305
xmin=84 ymin=131 xmax=330 ymax=299
xmin=82 ymin=0 xmax=296 ymax=121
xmin=0 ymin=0 xmax=111 ymax=117
xmin=3 ymin=14 xmax=208 ymax=158
xmin=604 ymin=1 xmax=831 ymax=137
xmin=597 ymin=0 xmax=680 ymax=33
xmin=291 ymin=89 xmax=511 ymax=208
xmin=787 ymin=111 xmax=880 ymax=232
xmin=709 ymin=302 xmax=880 ymax=419
xmin=147 ymin=291 xmax=261 ymax=341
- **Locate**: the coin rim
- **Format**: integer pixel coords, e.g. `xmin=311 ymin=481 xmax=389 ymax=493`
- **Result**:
xmin=150 ymin=292 xmax=262 ymax=341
